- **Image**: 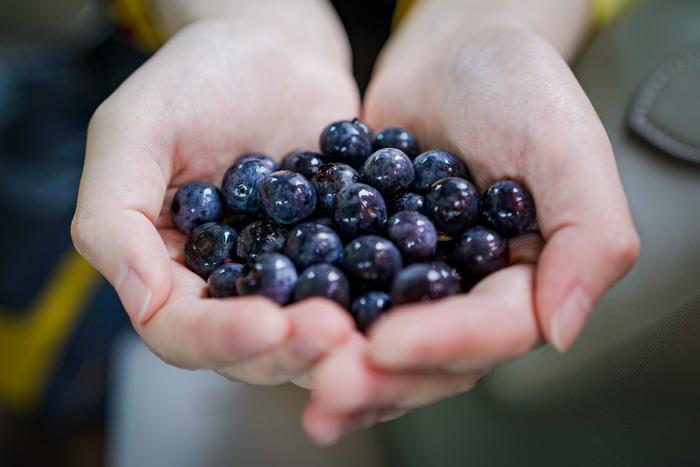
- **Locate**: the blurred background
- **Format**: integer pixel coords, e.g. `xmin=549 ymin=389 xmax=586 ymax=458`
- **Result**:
xmin=0 ymin=1 xmax=699 ymax=466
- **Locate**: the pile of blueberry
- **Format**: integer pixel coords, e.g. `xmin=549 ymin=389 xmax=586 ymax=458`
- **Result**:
xmin=172 ymin=119 xmax=536 ymax=331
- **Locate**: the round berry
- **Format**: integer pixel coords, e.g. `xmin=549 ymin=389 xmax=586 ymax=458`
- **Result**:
xmin=207 ymin=263 xmax=244 ymax=298
xmin=391 ymin=262 xmax=461 ymax=305
xmin=184 ymin=223 xmax=237 ymax=279
xmin=234 ymin=152 xmax=279 ymax=171
xmin=391 ymin=192 xmax=425 ymax=214
xmin=171 ymin=181 xmax=224 ymax=235
xmin=334 ymin=183 xmax=388 ymax=238
xmin=236 ymin=219 xmax=288 ymax=262
xmin=311 ymin=163 xmax=359 ymax=214
xmin=294 ymin=263 xmax=350 ymax=308
xmin=281 ymin=150 xmax=325 ymax=179
xmin=341 ymin=235 xmax=403 ymax=287
xmin=452 ymin=227 xmax=509 ymax=279
xmin=221 ymin=159 xmax=272 ymax=214
xmin=386 ymin=211 xmax=438 ymax=264
xmin=260 ymin=170 xmax=317 ymax=225
xmin=284 ymin=221 xmax=343 ymax=271
xmin=352 ymin=118 xmax=373 ymax=140
xmin=413 ymin=150 xmax=467 ymax=193
xmin=481 ymin=180 xmax=536 ymax=237
xmin=236 ymin=253 xmax=298 ymax=305
xmin=350 ymin=291 xmax=392 ymax=332
xmin=360 ymin=148 xmax=415 ymax=196
xmin=319 ymin=120 xmax=373 ymax=167
xmin=372 ymin=127 xmax=420 ymax=159
xmin=424 ymin=177 xmax=480 ymax=237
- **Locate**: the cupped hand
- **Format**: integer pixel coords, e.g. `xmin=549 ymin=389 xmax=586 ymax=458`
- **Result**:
xmin=303 ymin=26 xmax=640 ymax=443
xmin=71 ymin=19 xmax=360 ymax=385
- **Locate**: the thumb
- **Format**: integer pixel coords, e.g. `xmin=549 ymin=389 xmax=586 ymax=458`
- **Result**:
xmin=71 ymin=98 xmax=173 ymax=324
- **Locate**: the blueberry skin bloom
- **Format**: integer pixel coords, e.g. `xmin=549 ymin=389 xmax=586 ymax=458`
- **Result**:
xmin=386 ymin=211 xmax=438 ymax=264
xmin=319 ymin=120 xmax=373 ymax=168
xmin=334 ymin=183 xmax=388 ymax=238
xmin=311 ymin=163 xmax=359 ymax=214
xmin=481 ymin=180 xmax=536 ymax=237
xmin=171 ymin=181 xmax=225 ymax=235
xmin=283 ymin=221 xmax=343 ymax=271
xmin=207 ymin=263 xmax=244 ymax=298
xmin=391 ymin=262 xmax=461 ymax=305
xmin=234 ymin=152 xmax=279 ymax=171
xmin=236 ymin=219 xmax=288 ymax=262
xmin=293 ymin=263 xmax=351 ymax=308
xmin=391 ymin=192 xmax=425 ymax=214
xmin=341 ymin=235 xmax=403 ymax=287
xmin=372 ymin=127 xmax=420 ymax=159
xmin=221 ymin=159 xmax=273 ymax=214
xmin=413 ymin=150 xmax=467 ymax=193
xmin=281 ymin=150 xmax=326 ymax=179
xmin=236 ymin=253 xmax=298 ymax=305
xmin=424 ymin=177 xmax=480 ymax=237
xmin=350 ymin=291 xmax=392 ymax=332
xmin=352 ymin=118 xmax=373 ymax=140
xmin=260 ymin=170 xmax=317 ymax=225
xmin=360 ymin=148 xmax=415 ymax=196
xmin=184 ymin=222 xmax=238 ymax=279
xmin=452 ymin=226 xmax=510 ymax=279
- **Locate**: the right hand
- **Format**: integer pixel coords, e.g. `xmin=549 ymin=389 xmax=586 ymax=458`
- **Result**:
xmin=71 ymin=18 xmax=359 ymax=385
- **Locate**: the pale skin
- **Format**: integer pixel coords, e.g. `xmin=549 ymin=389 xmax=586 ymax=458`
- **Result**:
xmin=71 ymin=0 xmax=640 ymax=445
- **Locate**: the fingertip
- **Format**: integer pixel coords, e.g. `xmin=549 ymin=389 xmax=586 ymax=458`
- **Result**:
xmin=285 ymin=298 xmax=354 ymax=363
xmin=302 ymin=401 xmax=345 ymax=446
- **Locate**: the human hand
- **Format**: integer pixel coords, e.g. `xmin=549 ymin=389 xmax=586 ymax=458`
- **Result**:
xmin=303 ymin=26 xmax=640 ymax=443
xmin=71 ymin=13 xmax=360 ymax=385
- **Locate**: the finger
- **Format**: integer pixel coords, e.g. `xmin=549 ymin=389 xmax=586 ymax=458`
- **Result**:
xmin=303 ymin=400 xmax=407 ymax=446
xmin=135 ymin=261 xmax=290 ymax=369
xmin=71 ymin=95 xmax=174 ymax=324
xmin=311 ymin=336 xmax=480 ymax=413
xmin=369 ymin=265 xmax=540 ymax=372
xmin=217 ymin=298 xmax=354 ymax=385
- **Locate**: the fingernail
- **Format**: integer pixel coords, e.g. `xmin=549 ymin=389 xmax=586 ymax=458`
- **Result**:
xmin=550 ymin=287 xmax=592 ymax=353
xmin=117 ymin=268 xmax=152 ymax=324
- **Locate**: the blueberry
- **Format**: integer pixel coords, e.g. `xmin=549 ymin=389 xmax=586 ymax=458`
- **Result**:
xmin=386 ymin=211 xmax=438 ymax=263
xmin=171 ymin=181 xmax=225 ymax=235
xmin=360 ymin=148 xmax=415 ymax=196
xmin=391 ymin=192 xmax=425 ymax=214
xmin=236 ymin=253 xmax=298 ymax=305
xmin=319 ymin=120 xmax=373 ymax=167
xmin=260 ymin=170 xmax=317 ymax=225
xmin=391 ymin=262 xmax=461 ymax=305
xmin=413 ymin=150 xmax=467 ymax=193
xmin=350 ymin=291 xmax=392 ymax=332
xmin=424 ymin=177 xmax=480 ymax=237
xmin=352 ymin=118 xmax=373 ymax=140
xmin=281 ymin=150 xmax=326 ymax=179
xmin=311 ymin=163 xmax=359 ymax=214
xmin=372 ymin=127 xmax=420 ymax=159
xmin=221 ymin=159 xmax=272 ymax=214
xmin=207 ymin=263 xmax=244 ymax=298
xmin=234 ymin=152 xmax=279 ymax=171
xmin=224 ymin=210 xmax=264 ymax=231
xmin=340 ymin=235 xmax=403 ymax=287
xmin=452 ymin=226 xmax=509 ymax=279
xmin=236 ymin=219 xmax=288 ymax=261
xmin=334 ymin=183 xmax=388 ymax=238
xmin=481 ymin=180 xmax=536 ymax=237
xmin=283 ymin=221 xmax=343 ymax=271
xmin=294 ymin=263 xmax=351 ymax=308
xmin=184 ymin=222 xmax=237 ymax=278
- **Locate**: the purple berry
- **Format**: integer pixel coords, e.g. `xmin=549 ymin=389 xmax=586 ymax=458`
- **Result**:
xmin=294 ymin=263 xmax=350 ymax=308
xmin=171 ymin=181 xmax=224 ymax=235
xmin=236 ymin=219 xmax=288 ymax=262
xmin=452 ymin=227 xmax=509 ymax=279
xmin=386 ymin=211 xmax=438 ymax=263
xmin=184 ymin=222 xmax=237 ymax=279
xmin=350 ymin=291 xmax=392 ymax=332
xmin=234 ymin=152 xmax=279 ymax=171
xmin=281 ymin=150 xmax=326 ymax=179
xmin=481 ymin=180 xmax=536 ymax=237
xmin=207 ymin=263 xmax=244 ymax=298
xmin=283 ymin=221 xmax=343 ymax=271
xmin=311 ymin=163 xmax=359 ymax=214
xmin=391 ymin=192 xmax=425 ymax=214
xmin=236 ymin=253 xmax=298 ymax=305
xmin=424 ymin=177 xmax=480 ymax=237
xmin=372 ymin=127 xmax=420 ymax=159
xmin=221 ymin=159 xmax=272 ymax=214
xmin=320 ymin=120 xmax=373 ymax=167
xmin=334 ymin=183 xmax=388 ymax=238
xmin=340 ymin=235 xmax=403 ymax=287
xmin=260 ymin=170 xmax=317 ymax=225
xmin=391 ymin=262 xmax=461 ymax=305
xmin=413 ymin=150 xmax=467 ymax=193
xmin=360 ymin=148 xmax=415 ymax=196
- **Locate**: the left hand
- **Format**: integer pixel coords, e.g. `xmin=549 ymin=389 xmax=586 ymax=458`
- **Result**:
xmin=302 ymin=25 xmax=640 ymax=444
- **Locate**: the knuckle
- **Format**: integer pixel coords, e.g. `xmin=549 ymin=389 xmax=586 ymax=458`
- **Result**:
xmin=601 ymin=227 xmax=641 ymax=269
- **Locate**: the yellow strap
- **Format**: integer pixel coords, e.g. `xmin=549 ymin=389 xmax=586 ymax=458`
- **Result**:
xmin=109 ymin=0 xmax=164 ymax=51
xmin=0 ymin=251 xmax=101 ymax=412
